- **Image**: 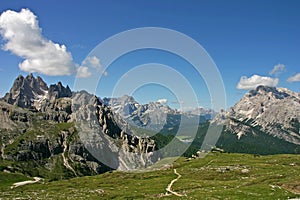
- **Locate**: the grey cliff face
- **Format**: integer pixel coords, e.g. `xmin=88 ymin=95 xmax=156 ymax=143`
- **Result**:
xmin=0 ymin=75 xmax=158 ymax=178
xmin=73 ymin=91 xmax=158 ymax=171
xmin=2 ymin=74 xmax=72 ymax=111
xmin=2 ymin=74 xmax=48 ymax=108
xmin=48 ymin=82 xmax=72 ymax=102
xmin=214 ymin=85 xmax=300 ymax=145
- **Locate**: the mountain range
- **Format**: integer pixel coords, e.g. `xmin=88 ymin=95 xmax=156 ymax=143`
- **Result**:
xmin=0 ymin=74 xmax=299 ymax=180
xmin=0 ymin=74 xmax=158 ymax=179
xmin=103 ymin=95 xmax=217 ymax=132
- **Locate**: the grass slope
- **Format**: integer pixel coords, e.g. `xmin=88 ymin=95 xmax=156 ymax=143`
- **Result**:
xmin=1 ymin=122 xmax=81 ymax=180
xmin=0 ymin=153 xmax=299 ymax=199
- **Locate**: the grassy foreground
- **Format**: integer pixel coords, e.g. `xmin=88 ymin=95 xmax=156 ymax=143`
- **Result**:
xmin=0 ymin=153 xmax=299 ymax=199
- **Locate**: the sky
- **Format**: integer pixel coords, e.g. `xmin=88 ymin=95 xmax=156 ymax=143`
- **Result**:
xmin=0 ymin=0 xmax=299 ymax=110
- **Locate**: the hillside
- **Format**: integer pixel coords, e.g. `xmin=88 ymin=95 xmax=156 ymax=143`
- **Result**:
xmin=0 ymin=153 xmax=299 ymax=199
xmin=0 ymin=74 xmax=158 ymax=179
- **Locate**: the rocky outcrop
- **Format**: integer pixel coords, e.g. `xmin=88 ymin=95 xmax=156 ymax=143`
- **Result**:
xmin=48 ymin=82 xmax=72 ymax=102
xmin=214 ymin=86 xmax=300 ymax=145
xmin=0 ymin=101 xmax=35 ymax=130
xmin=38 ymin=98 xmax=72 ymax=123
xmin=3 ymin=125 xmax=108 ymax=176
xmin=72 ymin=91 xmax=158 ymax=171
xmin=0 ymin=74 xmax=159 ymax=178
xmin=2 ymin=74 xmax=48 ymax=109
xmin=2 ymin=74 xmax=72 ymax=113
xmin=0 ymin=97 xmax=111 ymax=177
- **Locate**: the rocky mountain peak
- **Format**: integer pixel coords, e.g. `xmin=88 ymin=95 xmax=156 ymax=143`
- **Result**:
xmin=2 ymin=74 xmax=73 ymax=110
xmin=104 ymin=95 xmax=137 ymax=106
xmin=215 ymin=85 xmax=300 ymax=144
xmin=48 ymin=81 xmax=72 ymax=101
xmin=120 ymin=95 xmax=136 ymax=103
xmin=0 ymin=75 xmax=158 ymax=173
xmin=104 ymin=95 xmax=217 ymax=132
xmin=2 ymin=74 xmax=48 ymax=108
xmin=248 ymin=85 xmax=290 ymax=99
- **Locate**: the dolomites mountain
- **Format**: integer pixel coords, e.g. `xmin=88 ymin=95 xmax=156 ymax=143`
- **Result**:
xmin=1 ymin=74 xmax=299 ymax=179
xmin=2 ymin=73 xmax=72 ymax=111
xmin=72 ymin=91 xmax=157 ymax=170
xmin=2 ymin=74 xmax=49 ymax=109
xmin=103 ymin=95 xmax=216 ymax=132
xmin=0 ymin=75 xmax=158 ymax=179
xmin=214 ymin=85 xmax=300 ymax=146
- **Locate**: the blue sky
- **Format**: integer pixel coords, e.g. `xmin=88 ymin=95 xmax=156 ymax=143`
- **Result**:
xmin=0 ymin=0 xmax=299 ymax=110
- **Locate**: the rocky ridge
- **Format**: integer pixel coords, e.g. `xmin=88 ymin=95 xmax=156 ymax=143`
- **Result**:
xmin=0 ymin=74 xmax=158 ymax=179
xmin=2 ymin=74 xmax=48 ymax=109
xmin=214 ymin=85 xmax=300 ymax=145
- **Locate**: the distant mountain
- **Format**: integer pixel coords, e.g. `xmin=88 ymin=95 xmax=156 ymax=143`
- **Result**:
xmin=183 ymin=107 xmax=217 ymax=119
xmin=213 ymin=85 xmax=300 ymax=154
xmin=103 ymin=95 xmax=217 ymax=132
xmin=0 ymin=75 xmax=158 ymax=179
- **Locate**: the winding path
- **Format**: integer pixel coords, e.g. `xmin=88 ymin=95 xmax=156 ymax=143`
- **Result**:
xmin=11 ymin=177 xmax=41 ymax=189
xmin=165 ymin=169 xmax=185 ymax=197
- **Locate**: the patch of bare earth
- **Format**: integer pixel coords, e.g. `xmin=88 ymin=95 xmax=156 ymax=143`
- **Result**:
xmin=282 ymin=183 xmax=300 ymax=194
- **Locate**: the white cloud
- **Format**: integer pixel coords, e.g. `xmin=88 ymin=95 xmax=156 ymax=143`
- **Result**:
xmin=79 ymin=56 xmax=107 ymax=77
xmin=76 ymin=66 xmax=92 ymax=78
xmin=237 ymin=75 xmax=279 ymax=90
xmin=269 ymin=63 xmax=286 ymax=76
xmin=83 ymin=56 xmax=102 ymax=70
xmin=287 ymin=73 xmax=300 ymax=82
xmin=0 ymin=9 xmax=77 ymax=76
xmin=157 ymin=99 xmax=167 ymax=104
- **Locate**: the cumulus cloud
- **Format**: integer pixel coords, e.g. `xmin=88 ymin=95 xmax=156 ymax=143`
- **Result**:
xmin=237 ymin=75 xmax=279 ymax=90
xmin=287 ymin=73 xmax=300 ymax=82
xmin=157 ymin=99 xmax=168 ymax=104
xmin=83 ymin=56 xmax=102 ymax=70
xmin=76 ymin=66 xmax=92 ymax=78
xmin=79 ymin=56 xmax=108 ymax=77
xmin=269 ymin=63 xmax=286 ymax=76
xmin=0 ymin=8 xmax=77 ymax=76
